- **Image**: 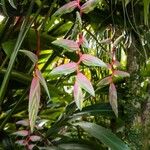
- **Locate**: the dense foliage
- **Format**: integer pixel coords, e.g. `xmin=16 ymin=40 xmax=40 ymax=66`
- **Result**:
xmin=0 ymin=0 xmax=150 ymax=149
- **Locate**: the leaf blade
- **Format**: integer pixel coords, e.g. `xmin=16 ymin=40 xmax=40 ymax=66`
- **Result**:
xmin=53 ymin=1 xmax=78 ymax=17
xmin=81 ymin=54 xmax=107 ymax=68
xmin=29 ymin=77 xmax=41 ymax=133
xmin=36 ymin=69 xmax=50 ymax=99
xmin=74 ymin=122 xmax=130 ymax=150
xmin=50 ymin=62 xmax=77 ymax=75
xmin=52 ymin=39 xmax=79 ymax=52
xmin=19 ymin=50 xmax=38 ymax=64
xmin=76 ymin=73 xmax=95 ymax=97
xmin=109 ymin=83 xmax=118 ymax=117
xmin=81 ymin=0 xmax=99 ymax=14
xmin=74 ymin=81 xmax=84 ymax=110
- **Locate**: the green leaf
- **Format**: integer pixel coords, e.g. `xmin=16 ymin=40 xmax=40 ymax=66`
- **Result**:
xmin=19 ymin=50 xmax=38 ymax=64
xmin=1 ymin=0 xmax=8 ymax=16
xmin=36 ymin=68 xmax=50 ymax=99
xmin=53 ymin=1 xmax=78 ymax=17
xmin=2 ymin=40 xmax=16 ymax=57
xmin=74 ymin=122 xmax=130 ymax=150
xmin=81 ymin=0 xmax=99 ymax=14
xmin=52 ymin=39 xmax=79 ymax=52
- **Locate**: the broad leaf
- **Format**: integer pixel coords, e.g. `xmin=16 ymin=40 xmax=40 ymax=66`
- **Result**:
xmin=8 ymin=0 xmax=17 ymax=9
xmin=97 ymin=76 xmax=112 ymax=87
xmin=29 ymin=76 xmax=41 ymax=133
xmin=81 ymin=54 xmax=107 ymax=67
xmin=19 ymin=50 xmax=38 ymax=64
xmin=13 ymin=130 xmax=28 ymax=137
xmin=53 ymin=1 xmax=78 ymax=17
xmin=50 ymin=62 xmax=77 ymax=75
xmin=81 ymin=0 xmax=99 ymax=14
xmin=30 ymin=135 xmax=41 ymax=142
xmin=109 ymin=83 xmax=118 ymax=117
xmin=74 ymin=122 xmax=130 ymax=150
xmin=76 ymin=73 xmax=95 ymax=97
xmin=36 ymin=69 xmax=50 ymax=99
xmin=114 ymin=70 xmax=130 ymax=78
xmin=74 ymin=81 xmax=84 ymax=110
xmin=52 ymin=39 xmax=79 ymax=52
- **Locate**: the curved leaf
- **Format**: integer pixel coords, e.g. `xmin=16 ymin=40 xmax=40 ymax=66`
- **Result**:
xmin=16 ymin=120 xmax=29 ymax=126
xmin=19 ymin=50 xmax=38 ymax=64
xmin=53 ymin=1 xmax=78 ymax=17
xmin=30 ymin=135 xmax=41 ymax=142
xmin=97 ymin=76 xmax=112 ymax=87
xmin=74 ymin=122 xmax=130 ymax=150
xmin=109 ymin=83 xmax=118 ymax=117
xmin=81 ymin=0 xmax=99 ymax=14
xmin=114 ymin=70 xmax=130 ymax=78
xmin=113 ymin=34 xmax=124 ymax=47
xmin=8 ymin=0 xmax=17 ymax=9
xmin=76 ymin=73 xmax=95 ymax=97
xmin=74 ymin=81 xmax=84 ymax=110
xmin=52 ymin=39 xmax=79 ymax=52
xmin=81 ymin=54 xmax=107 ymax=68
xmin=29 ymin=76 xmax=41 ymax=133
xmin=12 ymin=130 xmax=28 ymax=137
xmin=36 ymin=69 xmax=50 ymax=99
xmin=50 ymin=62 xmax=77 ymax=75
xmin=73 ymin=103 xmax=114 ymax=117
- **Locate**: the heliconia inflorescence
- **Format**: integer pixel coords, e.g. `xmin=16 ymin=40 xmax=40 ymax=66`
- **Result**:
xmin=51 ymin=0 xmax=107 ymax=111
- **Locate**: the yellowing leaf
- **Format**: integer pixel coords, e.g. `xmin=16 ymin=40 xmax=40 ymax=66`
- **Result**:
xmin=29 ymin=76 xmax=41 ymax=133
xmin=53 ymin=1 xmax=78 ymax=17
xmin=52 ymin=39 xmax=79 ymax=52
xmin=109 ymin=83 xmax=118 ymax=117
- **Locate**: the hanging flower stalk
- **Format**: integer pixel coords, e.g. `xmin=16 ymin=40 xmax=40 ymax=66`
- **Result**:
xmin=98 ymin=34 xmax=130 ymax=117
xmin=51 ymin=0 xmax=107 ymax=110
xmin=28 ymin=29 xmax=50 ymax=133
